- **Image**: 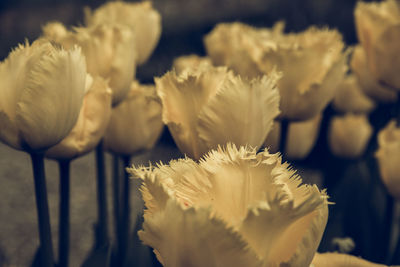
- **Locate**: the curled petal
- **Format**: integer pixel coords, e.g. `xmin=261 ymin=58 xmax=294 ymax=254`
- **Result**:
xmin=16 ymin=45 xmax=86 ymax=151
xmin=46 ymin=75 xmax=112 ymax=159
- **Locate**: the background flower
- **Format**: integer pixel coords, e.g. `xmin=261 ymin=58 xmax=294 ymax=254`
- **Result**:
xmin=0 ymin=39 xmax=86 ymax=151
xmin=130 ymin=144 xmax=328 ymax=267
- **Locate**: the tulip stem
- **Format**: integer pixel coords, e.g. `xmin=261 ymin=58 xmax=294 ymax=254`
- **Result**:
xmin=279 ymin=119 xmax=289 ymax=157
xmin=112 ymin=154 xmax=121 ymax=258
xmin=58 ymin=159 xmax=70 ymax=267
xmin=119 ymin=155 xmax=131 ymax=265
xmin=30 ymin=152 xmax=55 ymax=267
xmin=95 ymin=140 xmax=109 ymax=248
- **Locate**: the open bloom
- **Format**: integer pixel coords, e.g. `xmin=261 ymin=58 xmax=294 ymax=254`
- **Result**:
xmin=155 ymin=66 xmax=280 ymax=159
xmin=205 ymin=22 xmax=347 ymax=120
xmin=355 ymin=0 xmax=400 ymax=89
xmin=46 ymin=75 xmax=112 ymax=160
xmin=43 ymin=21 xmax=136 ymax=105
xmin=328 ymin=114 xmax=373 ymax=158
xmin=130 ymin=144 xmax=328 ymax=267
xmin=104 ymin=81 xmax=163 ymax=156
xmin=376 ymin=120 xmax=400 ymax=199
xmin=85 ymin=1 xmax=161 ymax=65
xmin=350 ymin=45 xmax=397 ymax=103
xmin=0 ymin=40 xmax=86 ymax=151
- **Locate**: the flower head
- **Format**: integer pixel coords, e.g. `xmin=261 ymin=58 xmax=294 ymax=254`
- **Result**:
xmin=104 ymin=81 xmax=163 ymax=156
xmin=130 ymin=144 xmax=328 ymax=267
xmin=46 ymin=75 xmax=112 ymax=159
xmin=43 ymin=22 xmax=136 ymax=105
xmin=355 ymin=0 xmax=400 ymax=89
xmin=205 ymin=23 xmax=347 ymax=120
xmin=376 ymin=120 xmax=400 ymax=199
xmin=0 ymin=40 xmax=86 ymax=151
xmin=85 ymin=1 xmax=161 ymax=65
xmin=155 ymin=65 xmax=280 ymax=159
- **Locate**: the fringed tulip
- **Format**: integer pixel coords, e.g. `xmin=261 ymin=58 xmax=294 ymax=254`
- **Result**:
xmin=104 ymin=81 xmax=163 ymax=156
xmin=0 ymin=40 xmax=86 ymax=152
xmin=351 ymin=45 xmax=397 ymax=103
xmin=130 ymin=144 xmax=329 ymax=267
xmin=155 ymin=66 xmax=280 ymax=159
xmin=46 ymin=75 xmax=112 ymax=159
xmin=376 ymin=120 xmax=400 ymax=199
xmin=85 ymin=1 xmax=161 ymax=65
xmin=205 ymin=22 xmax=347 ymax=120
xmin=332 ymin=74 xmax=375 ymax=114
xmin=43 ymin=22 xmax=136 ymax=105
xmin=355 ymin=0 xmax=400 ymax=90
xmin=328 ymin=114 xmax=373 ymax=158
xmin=172 ymin=54 xmax=213 ymax=75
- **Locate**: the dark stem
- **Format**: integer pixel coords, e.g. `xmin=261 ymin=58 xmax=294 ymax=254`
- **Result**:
xmin=119 ymin=155 xmax=131 ymax=265
xmin=279 ymin=119 xmax=289 ymax=158
xmin=112 ymin=154 xmax=121 ymax=260
xmin=30 ymin=152 xmax=54 ymax=267
xmin=391 ymin=201 xmax=400 ymax=265
xmin=95 ymin=140 xmax=108 ymax=248
xmin=58 ymin=159 xmax=70 ymax=267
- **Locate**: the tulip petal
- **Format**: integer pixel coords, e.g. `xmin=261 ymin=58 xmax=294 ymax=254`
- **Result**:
xmin=197 ymin=72 xmax=280 ymax=154
xmin=311 ymin=253 xmax=388 ymax=267
xmin=16 ymin=45 xmax=86 ymax=150
xmin=0 ymin=111 xmax=21 ymax=149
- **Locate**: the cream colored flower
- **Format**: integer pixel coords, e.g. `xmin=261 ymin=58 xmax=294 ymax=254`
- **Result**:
xmin=328 ymin=114 xmax=373 ymax=158
xmin=43 ymin=22 xmax=136 ymax=105
xmin=332 ymin=73 xmax=375 ymax=113
xmin=0 ymin=40 xmax=86 ymax=151
xmin=376 ymin=120 xmax=400 ymax=199
xmin=85 ymin=1 xmax=161 ymax=65
xmin=311 ymin=253 xmax=388 ymax=267
xmin=350 ymin=45 xmax=397 ymax=103
xmin=104 ymin=81 xmax=163 ymax=156
xmin=355 ymin=0 xmax=400 ymax=89
xmin=130 ymin=144 xmax=328 ymax=267
xmin=172 ymin=54 xmax=213 ymax=75
xmin=263 ymin=115 xmax=322 ymax=160
xmin=155 ymin=66 xmax=281 ymax=159
xmin=205 ymin=23 xmax=347 ymax=120
xmin=46 ymin=75 xmax=112 ymax=159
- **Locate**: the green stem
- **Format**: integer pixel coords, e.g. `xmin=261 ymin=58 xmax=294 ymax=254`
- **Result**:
xmin=58 ymin=159 xmax=70 ymax=267
xmin=112 ymin=154 xmax=121 ymax=259
xmin=279 ymin=119 xmax=289 ymax=157
xmin=119 ymin=155 xmax=131 ymax=265
xmin=95 ymin=140 xmax=108 ymax=248
xmin=30 ymin=152 xmax=54 ymax=267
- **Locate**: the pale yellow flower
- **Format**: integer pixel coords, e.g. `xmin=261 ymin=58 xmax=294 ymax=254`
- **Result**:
xmin=104 ymin=81 xmax=163 ymax=156
xmin=328 ymin=114 xmax=373 ymax=158
xmin=155 ymin=66 xmax=281 ymax=159
xmin=350 ymin=45 xmax=397 ymax=103
xmin=263 ymin=115 xmax=322 ymax=160
xmin=205 ymin=22 xmax=347 ymax=120
xmin=46 ymin=75 xmax=112 ymax=159
xmin=172 ymin=54 xmax=213 ymax=75
xmin=0 ymin=40 xmax=86 ymax=151
xmin=332 ymin=73 xmax=375 ymax=114
xmin=43 ymin=22 xmax=136 ymax=105
xmin=311 ymin=253 xmax=388 ymax=267
xmin=85 ymin=1 xmax=161 ymax=65
xmin=376 ymin=120 xmax=400 ymax=199
xmin=130 ymin=144 xmax=328 ymax=267
xmin=355 ymin=0 xmax=400 ymax=89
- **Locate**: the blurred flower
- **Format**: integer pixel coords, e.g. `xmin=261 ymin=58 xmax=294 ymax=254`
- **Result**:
xmin=311 ymin=253 xmax=387 ymax=267
xmin=263 ymin=115 xmax=322 ymax=160
xmin=350 ymin=45 xmax=397 ymax=103
xmin=332 ymin=73 xmax=375 ymax=113
xmin=46 ymin=75 xmax=112 ymax=160
xmin=130 ymin=144 xmax=328 ymax=267
xmin=0 ymin=40 xmax=86 ymax=152
xmin=43 ymin=22 xmax=136 ymax=105
xmin=85 ymin=1 xmax=161 ymax=65
xmin=328 ymin=114 xmax=373 ymax=158
xmin=172 ymin=55 xmax=213 ymax=75
xmin=205 ymin=22 xmax=347 ymax=120
xmin=376 ymin=120 xmax=400 ymax=199
xmin=355 ymin=0 xmax=400 ymax=89
xmin=155 ymin=66 xmax=280 ymax=159
xmin=104 ymin=81 xmax=163 ymax=156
